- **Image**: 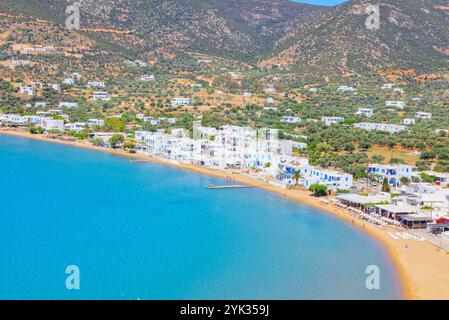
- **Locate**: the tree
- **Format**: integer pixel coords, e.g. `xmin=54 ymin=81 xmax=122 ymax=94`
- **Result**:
xmin=420 ymin=151 xmax=436 ymax=160
xmin=90 ymin=137 xmax=104 ymax=146
xmin=309 ymin=184 xmax=328 ymax=197
xmin=416 ymin=160 xmax=431 ymax=171
xmin=123 ymin=140 xmax=135 ymax=150
xmin=29 ymin=126 xmax=44 ymax=134
xmin=371 ymin=154 xmax=385 ymax=164
xmin=293 ymin=170 xmax=300 ymax=186
xmin=400 ymin=176 xmax=410 ymax=186
xmin=382 ymin=178 xmax=391 ymax=193
xmin=390 ymin=158 xmax=405 ymax=165
xmin=109 ymin=134 xmax=125 ymax=148
xmin=359 ymin=140 xmax=372 ymax=151
xmin=105 ymin=117 xmax=125 ymax=132
xmin=419 ymin=172 xmax=436 ymax=183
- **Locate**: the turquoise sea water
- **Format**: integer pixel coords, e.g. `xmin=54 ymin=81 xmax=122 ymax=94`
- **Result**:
xmin=0 ymin=135 xmax=401 ymax=299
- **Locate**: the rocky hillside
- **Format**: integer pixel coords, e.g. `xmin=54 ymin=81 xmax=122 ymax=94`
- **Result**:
xmin=0 ymin=0 xmax=326 ymax=60
xmin=260 ymin=0 xmax=449 ymax=73
xmin=1 ymin=0 xmax=448 ymax=74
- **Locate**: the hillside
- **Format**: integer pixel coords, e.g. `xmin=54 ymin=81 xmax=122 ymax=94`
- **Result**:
xmin=0 ymin=0 xmax=326 ymax=60
xmin=260 ymin=0 xmax=449 ymax=73
xmin=0 ymin=0 xmax=448 ymax=75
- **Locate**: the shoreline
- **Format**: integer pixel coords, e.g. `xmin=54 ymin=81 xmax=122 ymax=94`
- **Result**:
xmin=2 ymin=128 xmax=449 ymax=300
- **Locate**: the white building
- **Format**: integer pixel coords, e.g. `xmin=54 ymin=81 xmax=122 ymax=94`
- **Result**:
xmin=44 ymin=118 xmax=65 ymax=131
xmin=386 ymin=101 xmax=406 ymax=109
xmin=140 ymin=74 xmax=155 ymax=81
xmin=281 ymin=116 xmax=301 ymax=124
xmin=401 ymin=118 xmax=416 ymax=125
xmin=135 ymin=60 xmax=147 ymax=67
xmin=381 ymin=83 xmax=394 ymax=90
xmin=35 ymin=102 xmax=48 ymax=108
xmin=160 ymin=117 xmax=177 ymax=124
xmin=63 ymin=78 xmax=76 ymax=86
xmin=12 ymin=60 xmax=30 ymax=67
xmin=87 ymin=81 xmax=106 ymax=88
xmin=71 ymin=72 xmax=81 ymax=80
xmin=0 ymin=113 xmax=64 ymax=131
xmin=0 ymin=114 xmax=28 ymax=124
xmin=368 ymin=164 xmax=414 ymax=186
xmin=354 ymin=122 xmax=406 ymax=133
xmin=19 ymin=86 xmax=35 ymax=96
xmin=264 ymin=87 xmax=276 ymax=94
xmin=47 ymin=83 xmax=61 ymax=91
xmin=356 ymin=108 xmax=374 ymax=118
xmin=337 ymin=86 xmax=356 ymax=92
xmin=243 ymin=91 xmax=252 ymax=97
xmin=64 ymin=122 xmax=87 ymax=132
xmin=87 ymin=119 xmax=105 ymax=127
xmin=59 ymin=102 xmax=79 ymax=108
xmin=170 ymin=98 xmax=191 ymax=106
xmin=135 ymin=125 xmax=293 ymax=170
xmin=322 ymin=117 xmax=344 ymax=126
xmin=92 ymin=92 xmax=110 ymax=101
xmin=415 ymin=112 xmax=432 ymax=119
xmin=301 ymin=167 xmax=353 ymax=190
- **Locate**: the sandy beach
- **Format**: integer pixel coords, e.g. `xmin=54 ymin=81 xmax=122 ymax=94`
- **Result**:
xmin=2 ymin=128 xmax=449 ymax=300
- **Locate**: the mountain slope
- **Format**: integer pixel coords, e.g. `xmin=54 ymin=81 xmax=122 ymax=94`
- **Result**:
xmin=0 ymin=0 xmax=447 ymax=74
xmin=260 ymin=0 xmax=449 ymax=73
xmin=0 ymin=0 xmax=326 ymax=60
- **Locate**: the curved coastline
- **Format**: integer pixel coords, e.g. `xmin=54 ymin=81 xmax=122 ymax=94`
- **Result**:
xmin=1 ymin=128 xmax=448 ymax=300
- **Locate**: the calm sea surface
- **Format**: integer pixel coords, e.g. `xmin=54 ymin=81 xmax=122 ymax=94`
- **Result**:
xmin=0 ymin=135 xmax=401 ymax=299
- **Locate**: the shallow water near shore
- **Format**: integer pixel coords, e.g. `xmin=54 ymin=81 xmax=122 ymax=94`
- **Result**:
xmin=0 ymin=134 xmax=402 ymax=299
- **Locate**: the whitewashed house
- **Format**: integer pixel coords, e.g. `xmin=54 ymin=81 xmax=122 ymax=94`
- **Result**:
xmin=337 ymin=86 xmax=356 ymax=92
xmin=368 ymin=164 xmax=414 ymax=186
xmin=140 ymin=74 xmax=155 ymax=81
xmin=160 ymin=117 xmax=177 ymax=124
xmin=381 ymin=83 xmax=394 ymax=90
xmin=59 ymin=102 xmax=79 ymax=108
xmin=354 ymin=122 xmax=406 ymax=133
xmin=415 ymin=112 xmax=432 ymax=119
xmin=87 ymin=119 xmax=105 ymax=127
xmin=12 ymin=60 xmax=30 ymax=66
xmin=44 ymin=118 xmax=64 ymax=131
xmin=64 ymin=122 xmax=87 ymax=132
xmin=281 ymin=116 xmax=301 ymax=124
xmin=356 ymin=108 xmax=374 ymax=118
xmin=92 ymin=92 xmax=110 ymax=101
xmin=87 ymin=81 xmax=106 ymax=88
xmin=322 ymin=117 xmax=344 ymax=126
xmin=35 ymin=102 xmax=48 ymax=108
xmin=301 ymin=167 xmax=353 ymax=190
xmin=63 ymin=78 xmax=76 ymax=86
xmin=386 ymin=101 xmax=406 ymax=109
xmin=19 ymin=86 xmax=35 ymax=96
xmin=47 ymin=83 xmax=61 ymax=91
xmin=170 ymin=98 xmax=191 ymax=106
xmin=401 ymin=118 xmax=416 ymax=125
